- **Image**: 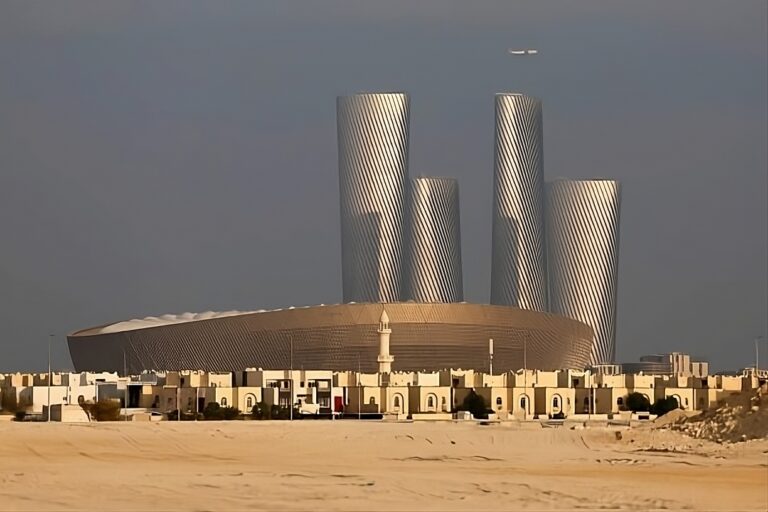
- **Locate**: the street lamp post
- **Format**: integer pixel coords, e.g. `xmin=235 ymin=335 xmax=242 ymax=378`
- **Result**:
xmin=47 ymin=334 xmax=54 ymax=422
xmin=357 ymin=353 xmax=361 ymax=421
xmin=756 ymin=336 xmax=764 ymax=375
xmin=523 ymin=333 xmax=528 ymax=420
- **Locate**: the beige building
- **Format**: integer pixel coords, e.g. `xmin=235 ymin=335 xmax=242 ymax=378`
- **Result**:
xmin=2 ymin=362 xmax=761 ymax=421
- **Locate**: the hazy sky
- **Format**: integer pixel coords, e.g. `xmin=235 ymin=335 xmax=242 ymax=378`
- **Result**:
xmin=1 ymin=1 xmax=766 ymax=372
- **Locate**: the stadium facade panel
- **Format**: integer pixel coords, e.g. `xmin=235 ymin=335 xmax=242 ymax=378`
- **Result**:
xmin=402 ymin=177 xmax=463 ymax=303
xmin=490 ymin=93 xmax=548 ymax=311
xmin=337 ymin=92 xmax=410 ymax=303
xmin=68 ymin=303 xmax=594 ymax=374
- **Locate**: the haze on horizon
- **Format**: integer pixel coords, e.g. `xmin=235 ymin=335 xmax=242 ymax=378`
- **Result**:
xmin=0 ymin=1 xmax=766 ymax=372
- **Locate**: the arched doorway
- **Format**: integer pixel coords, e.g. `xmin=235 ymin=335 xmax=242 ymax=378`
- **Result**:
xmin=551 ymin=394 xmax=562 ymax=414
xmin=392 ymin=393 xmax=404 ymax=413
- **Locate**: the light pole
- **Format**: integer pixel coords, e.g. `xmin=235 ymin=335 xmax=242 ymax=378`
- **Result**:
xmin=47 ymin=334 xmax=54 ymax=422
xmin=177 ymin=384 xmax=181 ymax=422
xmin=523 ymin=333 xmax=528 ymax=420
xmin=357 ymin=352 xmax=361 ymax=421
xmin=122 ymin=350 xmax=128 ymax=421
xmin=756 ymin=336 xmax=764 ymax=374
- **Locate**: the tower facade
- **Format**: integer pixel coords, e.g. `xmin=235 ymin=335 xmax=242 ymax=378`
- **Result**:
xmin=402 ymin=177 xmax=464 ymax=303
xmin=490 ymin=93 xmax=548 ymax=311
xmin=546 ymin=179 xmax=622 ymax=364
xmin=337 ymin=93 xmax=410 ymax=303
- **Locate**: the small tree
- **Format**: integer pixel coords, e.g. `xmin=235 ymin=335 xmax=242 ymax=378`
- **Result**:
xmin=221 ymin=407 xmax=241 ymax=420
xmin=625 ymin=392 xmax=651 ymax=412
xmin=651 ymin=396 xmax=679 ymax=416
xmin=202 ymin=402 xmax=240 ymax=420
xmin=251 ymin=402 xmax=268 ymax=420
xmin=203 ymin=402 xmax=223 ymax=420
xmin=458 ymin=390 xmax=488 ymax=419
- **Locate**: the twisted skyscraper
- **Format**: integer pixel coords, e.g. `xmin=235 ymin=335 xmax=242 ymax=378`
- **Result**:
xmin=490 ymin=93 xmax=548 ymax=311
xmin=337 ymin=93 xmax=410 ymax=303
xmin=546 ymin=179 xmax=622 ymax=364
xmin=402 ymin=177 xmax=463 ymax=303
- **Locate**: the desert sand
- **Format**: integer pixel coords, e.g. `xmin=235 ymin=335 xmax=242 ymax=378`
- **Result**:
xmin=0 ymin=420 xmax=765 ymax=511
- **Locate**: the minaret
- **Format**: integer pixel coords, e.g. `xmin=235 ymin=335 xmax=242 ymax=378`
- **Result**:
xmin=377 ymin=309 xmax=394 ymax=374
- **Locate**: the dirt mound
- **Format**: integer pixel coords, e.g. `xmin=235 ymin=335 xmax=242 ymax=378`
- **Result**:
xmin=669 ymin=386 xmax=768 ymax=443
xmin=652 ymin=408 xmax=689 ymax=427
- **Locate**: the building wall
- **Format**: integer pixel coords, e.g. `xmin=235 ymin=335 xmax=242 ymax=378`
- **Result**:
xmin=546 ymin=179 xmax=621 ymax=364
xmin=337 ymin=92 xmax=410 ymax=303
xmin=491 ymin=93 xmax=547 ymax=311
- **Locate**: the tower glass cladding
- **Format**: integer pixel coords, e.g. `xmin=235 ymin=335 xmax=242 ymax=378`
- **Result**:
xmin=337 ymin=93 xmax=410 ymax=303
xmin=546 ymin=179 xmax=622 ymax=364
xmin=403 ymin=177 xmax=463 ymax=302
xmin=490 ymin=93 xmax=548 ymax=311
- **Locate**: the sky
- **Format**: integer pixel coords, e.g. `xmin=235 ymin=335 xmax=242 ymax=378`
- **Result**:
xmin=0 ymin=1 xmax=766 ymax=372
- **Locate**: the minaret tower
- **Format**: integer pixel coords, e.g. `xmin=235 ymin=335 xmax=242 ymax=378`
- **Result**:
xmin=377 ymin=309 xmax=394 ymax=374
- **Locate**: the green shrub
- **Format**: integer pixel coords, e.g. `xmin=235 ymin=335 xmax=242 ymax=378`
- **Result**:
xmin=651 ymin=396 xmax=680 ymax=416
xmin=457 ymin=390 xmax=489 ymax=419
xmin=13 ymin=410 xmax=26 ymax=422
xmin=221 ymin=406 xmax=241 ymax=420
xmin=88 ymin=400 xmax=121 ymax=421
xmin=625 ymin=392 xmax=651 ymax=412
xmin=203 ymin=402 xmax=241 ymax=420
xmin=203 ymin=402 xmax=222 ymax=419
xmin=251 ymin=401 xmax=269 ymax=419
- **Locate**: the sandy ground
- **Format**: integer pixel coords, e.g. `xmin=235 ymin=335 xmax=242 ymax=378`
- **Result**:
xmin=0 ymin=420 xmax=766 ymax=511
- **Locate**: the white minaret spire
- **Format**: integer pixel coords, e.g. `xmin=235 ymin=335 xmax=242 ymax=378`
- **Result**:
xmin=377 ymin=309 xmax=394 ymax=374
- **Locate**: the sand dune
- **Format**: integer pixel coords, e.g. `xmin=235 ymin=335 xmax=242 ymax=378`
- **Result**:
xmin=0 ymin=421 xmax=765 ymax=511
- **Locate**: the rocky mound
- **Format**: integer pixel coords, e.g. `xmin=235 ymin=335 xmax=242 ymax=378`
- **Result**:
xmin=669 ymin=386 xmax=767 ymax=443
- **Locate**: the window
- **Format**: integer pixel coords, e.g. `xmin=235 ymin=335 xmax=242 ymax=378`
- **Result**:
xmin=300 ymin=381 xmax=305 ymax=387
xmin=496 ymin=397 xmax=503 ymax=406
xmin=369 ymin=397 xmax=376 ymax=405
xmin=573 ymin=379 xmax=580 ymax=386
xmin=246 ymin=396 xmax=254 ymax=409
xmin=221 ymin=397 xmax=228 ymax=407
xmin=427 ymin=396 xmax=435 ymax=408
xmin=394 ymin=395 xmax=401 ymax=408
xmin=553 ymin=397 xmax=560 ymax=408
xmin=617 ymin=397 xmax=624 ymax=406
